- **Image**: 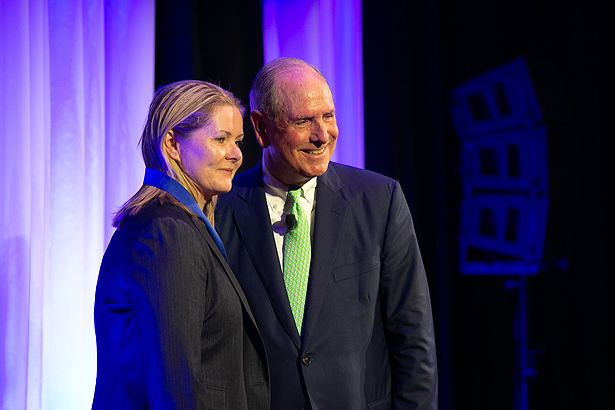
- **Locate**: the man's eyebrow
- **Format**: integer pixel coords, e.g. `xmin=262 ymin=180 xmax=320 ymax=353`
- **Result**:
xmin=290 ymin=110 xmax=335 ymax=120
xmin=288 ymin=114 xmax=312 ymax=121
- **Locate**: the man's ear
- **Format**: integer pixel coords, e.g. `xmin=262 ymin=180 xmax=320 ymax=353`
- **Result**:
xmin=250 ymin=111 xmax=269 ymax=148
xmin=163 ymin=130 xmax=181 ymax=162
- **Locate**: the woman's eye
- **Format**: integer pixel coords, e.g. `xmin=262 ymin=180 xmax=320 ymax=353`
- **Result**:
xmin=215 ymin=136 xmax=226 ymax=143
xmin=235 ymin=139 xmax=244 ymax=147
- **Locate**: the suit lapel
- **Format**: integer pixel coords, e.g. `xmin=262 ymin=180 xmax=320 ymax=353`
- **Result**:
xmin=302 ymin=165 xmax=348 ymax=344
xmin=189 ymin=215 xmax=260 ymax=327
xmin=233 ymin=169 xmax=302 ymax=348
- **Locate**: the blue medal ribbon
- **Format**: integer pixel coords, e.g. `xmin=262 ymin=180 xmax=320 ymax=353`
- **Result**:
xmin=143 ymin=168 xmax=228 ymax=261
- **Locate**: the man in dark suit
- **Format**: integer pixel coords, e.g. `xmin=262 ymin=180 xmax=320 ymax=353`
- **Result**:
xmin=216 ymin=57 xmax=438 ymax=410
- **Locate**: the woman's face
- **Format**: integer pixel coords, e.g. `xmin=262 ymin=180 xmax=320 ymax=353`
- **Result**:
xmin=178 ymin=105 xmax=244 ymax=201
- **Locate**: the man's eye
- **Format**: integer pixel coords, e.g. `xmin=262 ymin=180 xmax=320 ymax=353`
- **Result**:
xmin=296 ymin=119 xmax=310 ymax=126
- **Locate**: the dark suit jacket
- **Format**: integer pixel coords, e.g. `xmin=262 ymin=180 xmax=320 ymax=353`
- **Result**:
xmin=93 ymin=201 xmax=269 ymax=410
xmin=215 ymin=162 xmax=438 ymax=410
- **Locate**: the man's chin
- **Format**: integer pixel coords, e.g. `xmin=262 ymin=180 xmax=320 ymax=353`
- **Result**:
xmin=302 ymin=163 xmax=330 ymax=179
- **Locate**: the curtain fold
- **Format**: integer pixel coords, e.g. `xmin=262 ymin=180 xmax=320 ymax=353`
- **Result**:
xmin=0 ymin=1 xmax=154 ymax=408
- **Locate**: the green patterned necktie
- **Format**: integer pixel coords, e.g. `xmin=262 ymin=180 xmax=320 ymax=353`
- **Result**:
xmin=283 ymin=187 xmax=311 ymax=334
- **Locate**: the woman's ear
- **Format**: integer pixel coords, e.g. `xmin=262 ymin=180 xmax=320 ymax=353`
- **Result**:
xmin=163 ymin=130 xmax=181 ymax=162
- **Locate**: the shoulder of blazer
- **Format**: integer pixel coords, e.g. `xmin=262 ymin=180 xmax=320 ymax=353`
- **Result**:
xmin=126 ymin=199 xmax=192 ymax=222
xmin=217 ymin=164 xmax=263 ymax=209
xmin=115 ymin=200 xmax=262 ymax=313
xmin=116 ymin=201 xmax=202 ymax=240
xmin=321 ymin=162 xmax=398 ymax=195
xmin=232 ymin=163 xmax=263 ymax=188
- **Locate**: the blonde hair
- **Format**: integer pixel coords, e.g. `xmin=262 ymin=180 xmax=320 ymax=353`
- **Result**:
xmin=113 ymin=80 xmax=244 ymax=227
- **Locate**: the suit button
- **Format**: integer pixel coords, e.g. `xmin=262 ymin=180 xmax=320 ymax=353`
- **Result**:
xmin=301 ymin=355 xmax=313 ymax=366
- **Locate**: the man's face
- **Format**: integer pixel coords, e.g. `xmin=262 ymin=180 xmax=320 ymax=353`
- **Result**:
xmin=255 ymin=69 xmax=338 ymax=186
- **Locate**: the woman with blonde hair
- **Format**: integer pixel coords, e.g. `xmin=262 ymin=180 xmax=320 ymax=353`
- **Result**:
xmin=93 ymin=80 xmax=268 ymax=410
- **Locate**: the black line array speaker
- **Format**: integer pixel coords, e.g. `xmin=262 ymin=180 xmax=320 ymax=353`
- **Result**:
xmin=453 ymin=58 xmax=548 ymax=275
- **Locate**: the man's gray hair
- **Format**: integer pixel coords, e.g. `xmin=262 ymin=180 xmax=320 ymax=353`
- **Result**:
xmin=249 ymin=57 xmax=328 ymax=123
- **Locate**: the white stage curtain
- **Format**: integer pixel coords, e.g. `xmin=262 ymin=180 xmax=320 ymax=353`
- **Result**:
xmin=0 ymin=1 xmax=154 ymax=408
xmin=262 ymin=0 xmax=365 ymax=168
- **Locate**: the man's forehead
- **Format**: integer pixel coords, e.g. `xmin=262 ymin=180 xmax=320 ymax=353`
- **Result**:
xmin=277 ymin=66 xmax=327 ymax=88
xmin=277 ymin=72 xmax=332 ymax=102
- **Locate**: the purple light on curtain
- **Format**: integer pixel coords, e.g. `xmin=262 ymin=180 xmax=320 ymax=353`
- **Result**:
xmin=0 ymin=1 xmax=154 ymax=408
xmin=262 ymin=0 xmax=364 ymax=168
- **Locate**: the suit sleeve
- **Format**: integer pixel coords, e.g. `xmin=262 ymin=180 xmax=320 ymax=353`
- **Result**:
xmin=127 ymin=215 xmax=209 ymax=409
xmin=381 ymin=181 xmax=438 ymax=410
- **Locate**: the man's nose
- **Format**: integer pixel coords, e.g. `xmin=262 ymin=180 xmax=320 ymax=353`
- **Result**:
xmin=310 ymin=119 xmax=329 ymax=144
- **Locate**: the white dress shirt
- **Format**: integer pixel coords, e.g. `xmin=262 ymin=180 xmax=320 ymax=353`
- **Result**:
xmin=262 ymin=164 xmax=317 ymax=271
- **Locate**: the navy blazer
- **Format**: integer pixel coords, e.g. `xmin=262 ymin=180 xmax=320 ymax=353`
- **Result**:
xmin=215 ymin=162 xmax=438 ymax=410
xmin=93 ymin=201 xmax=269 ymax=410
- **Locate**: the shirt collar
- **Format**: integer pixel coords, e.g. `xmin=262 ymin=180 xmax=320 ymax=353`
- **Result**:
xmin=262 ymin=162 xmax=317 ymax=205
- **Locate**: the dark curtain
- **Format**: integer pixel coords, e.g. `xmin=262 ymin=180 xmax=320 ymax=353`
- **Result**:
xmin=364 ymin=1 xmax=609 ymax=410
xmin=155 ymin=0 xmax=264 ymax=172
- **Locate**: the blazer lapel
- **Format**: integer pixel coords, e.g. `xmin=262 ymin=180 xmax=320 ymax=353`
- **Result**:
xmin=233 ymin=170 xmax=302 ymax=348
xmin=302 ymin=165 xmax=348 ymax=344
xmin=189 ymin=215 xmax=260 ymax=327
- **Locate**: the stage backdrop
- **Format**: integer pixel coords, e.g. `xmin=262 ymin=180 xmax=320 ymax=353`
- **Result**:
xmin=0 ymin=1 xmax=154 ymax=409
